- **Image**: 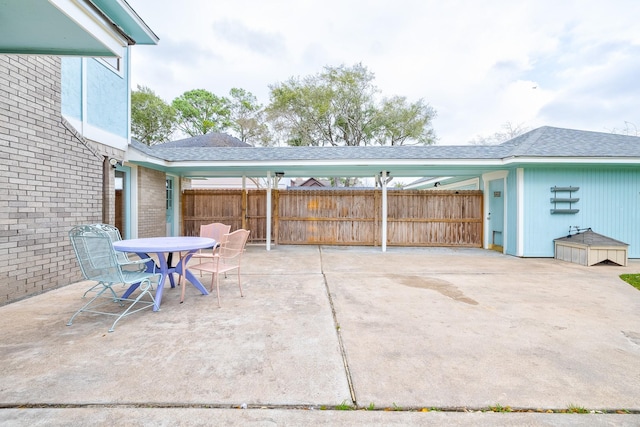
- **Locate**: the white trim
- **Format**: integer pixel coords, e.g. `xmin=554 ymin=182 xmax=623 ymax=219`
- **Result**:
xmin=482 ymin=170 xmax=508 ymax=252
xmin=49 ymin=0 xmax=129 ymax=57
xmin=381 ymin=171 xmax=388 ymax=252
xmin=427 ymin=177 xmax=480 ymax=191
xmin=126 ymin=47 xmax=131 ymax=142
xmin=97 ymin=51 xmax=125 ymax=78
xmin=83 ymin=123 xmax=128 ymax=150
xmin=81 ymin=58 xmax=87 ymax=133
xmin=516 ymin=168 xmax=524 ymax=256
xmin=63 ymin=114 xmax=83 ymax=135
xmin=166 ymin=173 xmax=180 ymax=236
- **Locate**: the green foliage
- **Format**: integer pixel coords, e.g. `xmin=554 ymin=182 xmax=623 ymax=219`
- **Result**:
xmin=566 ymin=404 xmax=589 ymax=413
xmin=131 ymin=85 xmax=176 ymax=145
xmin=336 ymin=400 xmax=354 ymax=410
xmin=267 ymin=63 xmax=436 ymax=147
xmin=172 ymin=89 xmax=232 ymax=136
xmin=228 ymin=88 xmax=271 ymax=146
xmin=488 ymin=403 xmax=513 ymax=412
xmin=620 ymin=274 xmax=640 ymax=291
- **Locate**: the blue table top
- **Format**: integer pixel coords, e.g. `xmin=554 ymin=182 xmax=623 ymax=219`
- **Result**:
xmin=112 ymin=236 xmax=216 ymax=253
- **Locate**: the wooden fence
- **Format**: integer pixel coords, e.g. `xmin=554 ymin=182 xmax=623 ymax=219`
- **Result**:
xmin=182 ymin=189 xmax=483 ymax=247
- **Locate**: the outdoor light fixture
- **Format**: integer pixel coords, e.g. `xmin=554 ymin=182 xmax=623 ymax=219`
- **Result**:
xmin=275 ymin=172 xmax=285 ymax=178
xmin=109 ymin=158 xmax=122 ymax=168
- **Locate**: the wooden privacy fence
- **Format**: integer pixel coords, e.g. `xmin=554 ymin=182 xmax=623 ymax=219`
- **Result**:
xmin=182 ymin=189 xmax=483 ymax=247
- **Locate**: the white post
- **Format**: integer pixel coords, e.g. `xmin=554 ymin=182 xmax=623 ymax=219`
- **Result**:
xmin=266 ymin=171 xmax=272 ymax=251
xmin=381 ymin=170 xmax=388 ymax=252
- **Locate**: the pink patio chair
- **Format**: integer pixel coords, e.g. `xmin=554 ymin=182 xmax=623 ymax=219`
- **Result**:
xmin=182 ymin=229 xmax=250 ymax=307
xmin=189 ymin=223 xmax=231 ymax=275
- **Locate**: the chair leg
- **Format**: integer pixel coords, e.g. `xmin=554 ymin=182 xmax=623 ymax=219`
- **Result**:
xmin=108 ymin=279 xmax=157 ymax=332
xmin=236 ymin=268 xmax=243 ymax=297
xmin=179 ymin=272 xmax=186 ymax=304
xmin=216 ymin=271 xmax=221 ymax=307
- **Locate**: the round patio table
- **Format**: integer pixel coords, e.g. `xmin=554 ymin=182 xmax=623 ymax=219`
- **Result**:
xmin=113 ymin=237 xmax=216 ymax=311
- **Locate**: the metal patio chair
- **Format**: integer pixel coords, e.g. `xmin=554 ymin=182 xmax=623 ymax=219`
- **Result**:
xmin=189 ymin=222 xmax=231 ymax=276
xmin=67 ymin=224 xmax=159 ymax=332
xmin=183 ymin=229 xmax=250 ymax=307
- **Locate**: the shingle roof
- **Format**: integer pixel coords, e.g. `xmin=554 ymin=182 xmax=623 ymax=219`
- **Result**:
xmin=132 ymin=126 xmax=640 ymax=163
xmin=501 ymin=126 xmax=640 ymax=157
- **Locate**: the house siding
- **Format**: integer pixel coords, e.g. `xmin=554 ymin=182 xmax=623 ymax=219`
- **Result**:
xmin=505 ymin=167 xmax=518 ymax=256
xmin=61 ymin=53 xmax=130 ymax=147
xmin=86 ymin=58 xmax=128 ymax=138
xmin=522 ymin=166 xmax=640 ymax=258
xmin=0 ymin=55 xmax=106 ymax=304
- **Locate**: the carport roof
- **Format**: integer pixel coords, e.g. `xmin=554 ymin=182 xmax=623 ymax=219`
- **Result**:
xmin=125 ymin=126 xmax=640 ymax=179
xmin=0 ymin=0 xmax=158 ymax=57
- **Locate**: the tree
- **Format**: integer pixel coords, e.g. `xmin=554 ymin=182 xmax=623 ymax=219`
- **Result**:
xmin=468 ymin=121 xmax=529 ymax=145
xmin=373 ymin=96 xmax=437 ymax=145
xmin=267 ymin=63 xmax=436 ymax=147
xmin=228 ymin=88 xmax=271 ymax=146
xmin=172 ymin=89 xmax=232 ymax=136
xmin=130 ymin=85 xmax=176 ymax=145
xmin=610 ymin=121 xmax=639 ymax=136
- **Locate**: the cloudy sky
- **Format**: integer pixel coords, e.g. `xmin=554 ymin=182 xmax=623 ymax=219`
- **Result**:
xmin=127 ymin=0 xmax=640 ymax=145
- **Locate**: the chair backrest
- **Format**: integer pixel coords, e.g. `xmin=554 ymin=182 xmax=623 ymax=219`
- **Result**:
xmin=218 ymin=229 xmax=250 ymax=267
xmin=90 ymin=223 xmax=129 ymax=264
xmin=200 ymin=223 xmax=231 ymax=246
xmin=69 ymin=225 xmax=124 ymax=283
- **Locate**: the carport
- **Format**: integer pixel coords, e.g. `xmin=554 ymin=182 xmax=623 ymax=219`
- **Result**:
xmin=125 ymin=142 xmax=512 ymax=251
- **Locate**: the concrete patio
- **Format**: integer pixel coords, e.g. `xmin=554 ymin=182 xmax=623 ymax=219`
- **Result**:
xmin=1 ymin=245 xmax=640 ymax=426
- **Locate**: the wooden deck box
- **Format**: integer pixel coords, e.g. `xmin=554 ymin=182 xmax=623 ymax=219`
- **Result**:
xmin=554 ymin=230 xmax=628 ymax=266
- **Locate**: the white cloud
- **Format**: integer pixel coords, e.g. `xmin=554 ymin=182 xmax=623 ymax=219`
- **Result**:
xmin=128 ymin=0 xmax=640 ymax=144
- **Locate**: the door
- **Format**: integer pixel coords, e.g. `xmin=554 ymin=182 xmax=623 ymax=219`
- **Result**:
xmin=166 ymin=177 xmax=175 ymax=236
xmin=487 ymin=179 xmax=504 ymax=252
xmin=114 ymin=166 xmax=131 ymax=239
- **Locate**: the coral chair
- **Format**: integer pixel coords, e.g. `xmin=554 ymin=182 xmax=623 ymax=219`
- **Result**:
xmin=183 ymin=229 xmax=250 ymax=307
xmin=67 ymin=224 xmax=159 ymax=332
xmin=189 ymin=223 xmax=231 ymax=275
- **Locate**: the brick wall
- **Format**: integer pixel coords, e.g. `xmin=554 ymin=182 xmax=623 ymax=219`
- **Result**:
xmin=137 ymin=167 xmax=167 ymax=238
xmin=0 ymin=55 xmax=106 ymax=304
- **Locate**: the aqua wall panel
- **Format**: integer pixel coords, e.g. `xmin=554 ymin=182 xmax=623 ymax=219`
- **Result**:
xmin=61 ymin=57 xmax=82 ymax=120
xmin=523 ymin=166 xmax=640 ymax=258
xmin=86 ymin=56 xmax=127 ymax=138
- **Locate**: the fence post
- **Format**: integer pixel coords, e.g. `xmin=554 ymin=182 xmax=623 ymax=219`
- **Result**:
xmin=273 ymin=189 xmax=279 ymax=246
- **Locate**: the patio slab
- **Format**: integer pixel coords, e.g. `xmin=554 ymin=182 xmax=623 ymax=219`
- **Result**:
xmin=1 ymin=245 xmax=640 ymax=425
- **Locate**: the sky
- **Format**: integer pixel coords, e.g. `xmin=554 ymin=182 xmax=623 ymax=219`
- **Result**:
xmin=127 ymin=0 xmax=640 ymax=146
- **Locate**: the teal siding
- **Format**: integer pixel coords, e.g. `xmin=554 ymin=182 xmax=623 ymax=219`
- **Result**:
xmin=522 ymin=166 xmax=640 ymax=258
xmin=61 ymin=57 xmax=82 ymax=120
xmin=61 ymin=50 xmax=129 ymax=139
xmin=86 ymin=54 xmax=128 ymax=138
xmin=505 ymin=168 xmax=518 ymax=256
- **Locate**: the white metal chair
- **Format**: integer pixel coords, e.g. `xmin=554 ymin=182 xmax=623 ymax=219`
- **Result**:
xmin=183 ymin=229 xmax=250 ymax=307
xmin=67 ymin=224 xmax=159 ymax=332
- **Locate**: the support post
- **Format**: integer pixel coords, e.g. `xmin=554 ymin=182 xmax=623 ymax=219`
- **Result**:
xmin=266 ymin=171 xmax=272 ymax=251
xmin=381 ymin=170 xmax=388 ymax=252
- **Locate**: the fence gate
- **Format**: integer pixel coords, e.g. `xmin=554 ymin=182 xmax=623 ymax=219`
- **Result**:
xmin=182 ymin=189 xmax=483 ymax=247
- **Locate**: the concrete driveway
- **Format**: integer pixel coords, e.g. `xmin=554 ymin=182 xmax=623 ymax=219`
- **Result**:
xmin=1 ymin=245 xmax=639 ymax=426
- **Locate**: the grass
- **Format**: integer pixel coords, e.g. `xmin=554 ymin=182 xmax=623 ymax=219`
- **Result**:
xmin=566 ymin=404 xmax=589 ymax=414
xmin=335 ymin=400 xmax=354 ymax=410
xmin=620 ymin=274 xmax=640 ymax=291
xmin=488 ymin=403 xmax=513 ymax=412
